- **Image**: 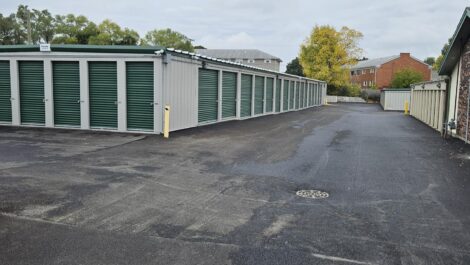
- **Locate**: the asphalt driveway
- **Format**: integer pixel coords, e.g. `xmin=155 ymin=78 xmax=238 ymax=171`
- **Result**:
xmin=1 ymin=104 xmax=470 ymax=265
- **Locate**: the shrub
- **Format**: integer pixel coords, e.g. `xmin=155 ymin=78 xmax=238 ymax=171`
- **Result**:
xmin=391 ymin=68 xmax=424 ymax=88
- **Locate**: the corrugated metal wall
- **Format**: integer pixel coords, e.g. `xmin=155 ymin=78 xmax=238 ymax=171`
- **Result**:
xmin=380 ymin=89 xmax=411 ymax=111
xmin=410 ymin=80 xmax=447 ymax=132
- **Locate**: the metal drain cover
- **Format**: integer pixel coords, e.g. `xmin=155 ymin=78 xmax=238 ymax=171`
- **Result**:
xmin=296 ymin=190 xmax=329 ymax=199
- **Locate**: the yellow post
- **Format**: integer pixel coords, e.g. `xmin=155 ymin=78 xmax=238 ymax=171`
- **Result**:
xmin=163 ymin=105 xmax=170 ymax=138
xmin=404 ymin=100 xmax=409 ymax=115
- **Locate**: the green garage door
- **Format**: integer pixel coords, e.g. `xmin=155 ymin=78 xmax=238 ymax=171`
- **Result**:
xmin=276 ymin=79 xmax=281 ymax=112
xmin=310 ymin=84 xmax=313 ymax=106
xmin=266 ymin=77 xmax=273 ymax=112
xmin=240 ymin=74 xmax=252 ymax=117
xmin=222 ymin=71 xmax=237 ymax=119
xmin=283 ymin=80 xmax=289 ymax=111
xmin=0 ymin=61 xmax=11 ymax=123
xmin=315 ymin=84 xmax=319 ymax=105
xmin=127 ymin=62 xmax=154 ymax=130
xmin=289 ymin=81 xmax=294 ymax=110
xmin=19 ymin=61 xmax=45 ymax=125
xmin=301 ymin=83 xmax=305 ymax=108
xmin=254 ymin=76 xmax=264 ymax=115
xmin=89 ymin=62 xmax=117 ymax=129
xmin=198 ymin=69 xmax=218 ymax=123
xmin=53 ymin=61 xmax=80 ymax=127
xmin=295 ymin=82 xmax=300 ymax=109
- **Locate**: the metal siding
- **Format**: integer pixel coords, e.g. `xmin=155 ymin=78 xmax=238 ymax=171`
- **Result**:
xmin=240 ymin=74 xmax=252 ymax=117
xmin=19 ymin=61 xmax=45 ymax=124
xmin=265 ymin=77 xmax=274 ymax=112
xmin=383 ymin=90 xmax=411 ymax=111
xmin=198 ymin=68 xmax=218 ymax=123
xmin=89 ymin=61 xmax=118 ymax=128
xmin=301 ymin=82 xmax=305 ymax=108
xmin=295 ymin=82 xmax=300 ymax=109
xmin=126 ymin=62 xmax=154 ymax=130
xmin=52 ymin=61 xmax=80 ymax=126
xmin=222 ymin=71 xmax=237 ymax=118
xmin=289 ymin=81 xmax=294 ymax=110
xmin=283 ymin=80 xmax=289 ymax=111
xmin=0 ymin=61 xmax=11 ymax=122
xmin=276 ymin=79 xmax=281 ymax=112
xmin=254 ymin=76 xmax=264 ymax=115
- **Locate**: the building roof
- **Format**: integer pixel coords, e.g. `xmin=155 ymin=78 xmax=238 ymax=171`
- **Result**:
xmin=351 ymin=56 xmax=399 ymax=70
xmin=194 ymin=49 xmax=282 ymax=61
xmin=0 ymin=44 xmax=165 ymax=54
xmin=439 ymin=7 xmax=470 ymax=75
xmin=166 ymin=48 xmax=324 ymax=83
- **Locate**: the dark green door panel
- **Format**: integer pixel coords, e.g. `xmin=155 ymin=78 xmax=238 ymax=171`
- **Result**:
xmin=289 ymin=81 xmax=294 ymax=110
xmin=265 ymin=77 xmax=273 ymax=112
xmin=283 ymin=80 xmax=289 ymax=111
xmin=222 ymin=71 xmax=237 ymax=119
xmin=300 ymin=83 xmax=304 ymax=108
xmin=127 ymin=62 xmax=154 ymax=130
xmin=254 ymin=76 xmax=264 ymax=115
xmin=19 ymin=61 xmax=45 ymax=124
xmin=89 ymin=61 xmax=117 ymax=129
xmin=240 ymin=74 xmax=252 ymax=117
xmin=295 ymin=82 xmax=300 ymax=109
xmin=309 ymin=84 xmax=313 ymax=106
xmin=275 ymin=79 xmax=281 ymax=112
xmin=53 ymin=61 xmax=80 ymax=127
xmin=198 ymin=69 xmax=218 ymax=123
xmin=0 ymin=61 xmax=11 ymax=123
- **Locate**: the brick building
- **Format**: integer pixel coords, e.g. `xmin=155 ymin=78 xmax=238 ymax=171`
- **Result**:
xmin=350 ymin=53 xmax=431 ymax=89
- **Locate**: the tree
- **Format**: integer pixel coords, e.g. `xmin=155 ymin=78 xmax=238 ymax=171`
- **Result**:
xmin=194 ymin=45 xmax=206 ymax=49
xmin=391 ymin=68 xmax=424 ymax=88
xmin=88 ymin=19 xmax=139 ymax=45
xmin=424 ymin=57 xmax=435 ymax=66
xmin=53 ymin=14 xmax=99 ymax=44
xmin=33 ymin=9 xmax=55 ymax=43
xmin=299 ymin=25 xmax=363 ymax=89
xmin=285 ymin=57 xmax=304 ymax=76
xmin=0 ymin=13 xmax=25 ymax=44
xmin=433 ymin=38 xmax=452 ymax=71
xmin=142 ymin=28 xmax=194 ymax=51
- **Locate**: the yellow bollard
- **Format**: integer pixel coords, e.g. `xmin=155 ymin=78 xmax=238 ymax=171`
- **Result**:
xmin=404 ymin=101 xmax=409 ymax=115
xmin=163 ymin=105 xmax=170 ymax=138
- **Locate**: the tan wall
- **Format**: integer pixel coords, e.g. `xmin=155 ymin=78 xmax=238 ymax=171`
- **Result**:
xmin=410 ymin=80 xmax=447 ymax=132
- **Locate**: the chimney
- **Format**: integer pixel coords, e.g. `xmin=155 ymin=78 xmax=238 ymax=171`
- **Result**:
xmin=400 ymin=52 xmax=410 ymax=58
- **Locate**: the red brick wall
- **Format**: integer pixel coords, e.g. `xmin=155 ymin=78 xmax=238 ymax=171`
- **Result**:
xmin=350 ymin=69 xmax=375 ymax=88
xmin=376 ymin=53 xmax=431 ymax=89
xmin=456 ymin=38 xmax=470 ymax=140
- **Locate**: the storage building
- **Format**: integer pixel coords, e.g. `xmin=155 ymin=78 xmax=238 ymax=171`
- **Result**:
xmin=0 ymin=45 xmax=327 ymax=135
xmin=380 ymin=88 xmax=411 ymax=111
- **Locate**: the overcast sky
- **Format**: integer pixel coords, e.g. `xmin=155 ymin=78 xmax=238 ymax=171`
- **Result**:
xmin=3 ymin=0 xmax=468 ymax=70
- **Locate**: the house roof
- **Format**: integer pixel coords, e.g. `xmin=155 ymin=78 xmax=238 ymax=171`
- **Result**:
xmin=439 ymin=7 xmax=470 ymax=75
xmin=194 ymin=49 xmax=282 ymax=61
xmin=0 ymin=44 xmax=165 ymax=54
xmin=350 ymin=55 xmax=399 ymax=70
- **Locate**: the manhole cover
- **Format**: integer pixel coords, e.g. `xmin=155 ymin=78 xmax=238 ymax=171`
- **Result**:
xmin=296 ymin=190 xmax=329 ymax=199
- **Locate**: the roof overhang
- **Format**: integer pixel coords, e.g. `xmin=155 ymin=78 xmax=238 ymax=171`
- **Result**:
xmin=439 ymin=7 xmax=470 ymax=76
xmin=0 ymin=44 xmax=165 ymax=54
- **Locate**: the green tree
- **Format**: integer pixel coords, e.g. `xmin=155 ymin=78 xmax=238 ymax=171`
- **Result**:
xmin=88 ymin=19 xmax=139 ymax=45
xmin=0 ymin=13 xmax=25 ymax=44
xmin=142 ymin=28 xmax=194 ymax=51
xmin=299 ymin=25 xmax=363 ymax=89
xmin=433 ymin=38 xmax=452 ymax=71
xmin=391 ymin=68 xmax=424 ymax=88
xmin=285 ymin=57 xmax=304 ymax=76
xmin=33 ymin=9 xmax=55 ymax=43
xmin=16 ymin=5 xmax=37 ymax=44
xmin=424 ymin=57 xmax=435 ymax=66
xmin=53 ymin=14 xmax=99 ymax=44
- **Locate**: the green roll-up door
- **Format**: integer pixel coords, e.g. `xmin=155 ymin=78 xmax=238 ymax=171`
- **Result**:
xmin=254 ymin=76 xmax=264 ymax=115
xmin=89 ymin=61 xmax=117 ymax=129
xmin=289 ymin=81 xmax=294 ymax=110
xmin=240 ymin=74 xmax=252 ymax=117
xmin=127 ymin=62 xmax=154 ymax=131
xmin=315 ymin=84 xmax=319 ymax=105
xmin=265 ymin=77 xmax=273 ymax=112
xmin=310 ymin=84 xmax=313 ymax=106
xmin=301 ymin=83 xmax=305 ymax=108
xmin=53 ymin=61 xmax=80 ymax=127
xmin=295 ymin=82 xmax=300 ymax=109
xmin=222 ymin=71 xmax=237 ymax=119
xmin=198 ymin=68 xmax=218 ymax=123
xmin=283 ymin=80 xmax=289 ymax=111
xmin=19 ymin=61 xmax=45 ymax=125
xmin=0 ymin=61 xmax=11 ymax=123
xmin=275 ymin=79 xmax=281 ymax=112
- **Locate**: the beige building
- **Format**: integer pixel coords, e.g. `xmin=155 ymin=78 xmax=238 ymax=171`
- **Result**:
xmin=195 ymin=49 xmax=282 ymax=71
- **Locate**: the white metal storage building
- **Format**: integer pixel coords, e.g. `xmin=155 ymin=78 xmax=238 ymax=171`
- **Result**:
xmin=0 ymin=45 xmax=327 ymax=135
xmin=380 ymin=88 xmax=411 ymax=111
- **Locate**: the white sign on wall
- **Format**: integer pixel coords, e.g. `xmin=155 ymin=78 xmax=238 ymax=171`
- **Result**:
xmin=39 ymin=44 xmax=51 ymax=52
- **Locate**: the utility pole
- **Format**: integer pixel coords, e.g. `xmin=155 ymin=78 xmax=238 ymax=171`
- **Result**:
xmin=27 ymin=9 xmax=32 ymax=44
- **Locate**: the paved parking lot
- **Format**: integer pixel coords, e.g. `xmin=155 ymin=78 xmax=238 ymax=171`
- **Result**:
xmin=1 ymin=103 xmax=470 ymax=265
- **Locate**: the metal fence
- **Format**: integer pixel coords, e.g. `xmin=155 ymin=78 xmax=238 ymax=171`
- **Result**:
xmin=410 ymin=80 xmax=447 ymax=132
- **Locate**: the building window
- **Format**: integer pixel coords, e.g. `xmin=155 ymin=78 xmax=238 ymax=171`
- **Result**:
xmin=357 ymin=70 xmax=362 ymax=75
xmin=363 ymin=81 xmax=367 ymax=87
xmin=264 ymin=59 xmax=272 ymax=63
xmin=351 ymin=71 xmax=355 ymax=76
xmin=247 ymin=59 xmax=255 ymax=63
xmin=370 ymin=68 xmax=375 ymax=73
xmin=235 ymin=59 xmax=243 ymax=63
xmin=369 ymin=81 xmax=373 ymax=86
